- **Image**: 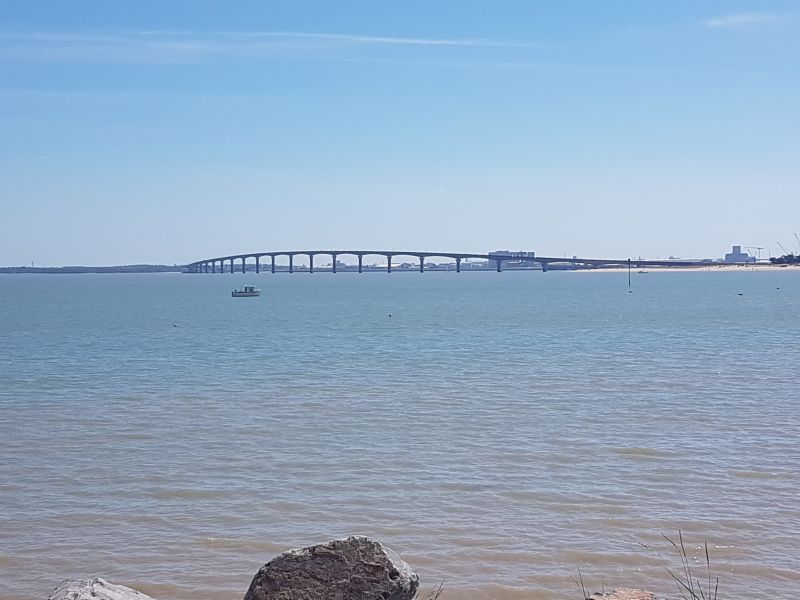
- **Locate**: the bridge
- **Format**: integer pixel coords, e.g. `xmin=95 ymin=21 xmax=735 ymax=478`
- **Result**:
xmin=185 ymin=251 xmax=711 ymax=274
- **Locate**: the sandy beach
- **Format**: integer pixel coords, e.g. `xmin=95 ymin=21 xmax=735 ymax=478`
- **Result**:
xmin=574 ymin=263 xmax=800 ymax=273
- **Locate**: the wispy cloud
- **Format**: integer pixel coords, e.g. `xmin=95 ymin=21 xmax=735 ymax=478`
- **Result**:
xmin=134 ymin=30 xmax=536 ymax=48
xmin=704 ymin=13 xmax=788 ymax=29
xmin=0 ymin=30 xmax=537 ymax=64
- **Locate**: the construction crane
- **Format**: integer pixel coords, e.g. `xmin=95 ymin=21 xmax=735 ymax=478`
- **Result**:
xmin=795 ymin=233 xmax=800 ymax=251
xmin=743 ymin=246 xmax=764 ymax=260
xmin=777 ymin=241 xmax=791 ymax=255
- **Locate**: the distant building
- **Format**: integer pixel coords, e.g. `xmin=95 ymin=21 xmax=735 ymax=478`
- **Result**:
xmin=724 ymin=245 xmax=754 ymax=263
xmin=488 ymin=250 xmax=537 ymax=268
xmin=461 ymin=259 xmax=485 ymax=269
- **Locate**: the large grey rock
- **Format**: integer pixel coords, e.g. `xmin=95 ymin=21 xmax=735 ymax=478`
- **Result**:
xmin=48 ymin=578 xmax=155 ymax=600
xmin=588 ymin=589 xmax=659 ymax=600
xmin=244 ymin=536 xmax=419 ymax=600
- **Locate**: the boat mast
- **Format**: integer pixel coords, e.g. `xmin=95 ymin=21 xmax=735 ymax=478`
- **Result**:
xmin=628 ymin=258 xmax=631 ymax=290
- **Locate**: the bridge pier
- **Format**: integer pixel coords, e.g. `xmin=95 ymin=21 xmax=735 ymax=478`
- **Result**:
xmin=387 ymin=255 xmax=392 ymax=273
xmin=255 ymin=256 xmax=260 ymax=274
xmin=271 ymin=256 xmax=276 ymax=274
xmin=496 ymin=259 xmax=502 ymax=272
xmin=309 ymin=254 xmax=314 ymax=274
xmin=332 ymin=254 xmax=337 ymax=273
xmin=204 ymin=263 xmax=209 ymax=273
xmin=358 ymin=255 xmax=363 ymax=273
xmin=456 ymin=257 xmax=461 ymax=273
xmin=229 ymin=259 xmax=234 ymax=273
xmin=211 ymin=261 xmax=216 ymax=274
xmin=289 ymin=255 xmax=294 ymax=274
xmin=541 ymin=262 xmax=548 ymax=272
xmin=419 ymin=257 xmax=424 ymax=273
xmin=241 ymin=257 xmax=246 ymax=273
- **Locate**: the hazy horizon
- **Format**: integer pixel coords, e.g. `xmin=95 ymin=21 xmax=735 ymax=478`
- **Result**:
xmin=0 ymin=243 xmax=779 ymax=269
xmin=1 ymin=1 xmax=798 ymax=266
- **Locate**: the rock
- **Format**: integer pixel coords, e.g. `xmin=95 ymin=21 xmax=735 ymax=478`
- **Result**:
xmin=48 ymin=577 xmax=155 ymax=600
xmin=244 ymin=536 xmax=419 ymax=600
xmin=588 ymin=588 xmax=659 ymax=600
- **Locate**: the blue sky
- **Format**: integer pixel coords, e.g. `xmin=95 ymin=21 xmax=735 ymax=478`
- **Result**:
xmin=1 ymin=1 xmax=798 ymax=265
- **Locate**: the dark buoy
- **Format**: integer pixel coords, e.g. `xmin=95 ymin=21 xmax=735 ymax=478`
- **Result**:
xmin=738 ymin=293 xmax=744 ymax=296
xmin=388 ymin=313 xmax=392 ymax=317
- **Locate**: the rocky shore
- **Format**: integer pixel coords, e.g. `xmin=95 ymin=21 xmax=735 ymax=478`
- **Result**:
xmin=46 ymin=536 xmax=660 ymax=600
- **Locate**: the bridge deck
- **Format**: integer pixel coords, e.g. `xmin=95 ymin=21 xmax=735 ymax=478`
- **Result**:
xmin=187 ymin=250 xmax=720 ymax=271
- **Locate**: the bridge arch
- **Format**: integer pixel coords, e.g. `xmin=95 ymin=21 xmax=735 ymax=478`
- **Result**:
xmin=185 ymin=250 xmax=712 ymax=275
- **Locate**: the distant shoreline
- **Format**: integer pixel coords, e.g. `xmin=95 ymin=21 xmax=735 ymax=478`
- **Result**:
xmin=574 ymin=264 xmax=800 ymax=273
xmin=2 ymin=263 xmax=798 ymax=274
xmin=0 ymin=265 xmax=182 ymax=274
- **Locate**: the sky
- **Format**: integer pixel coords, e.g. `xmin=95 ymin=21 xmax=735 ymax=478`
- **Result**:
xmin=1 ymin=1 xmax=798 ymax=265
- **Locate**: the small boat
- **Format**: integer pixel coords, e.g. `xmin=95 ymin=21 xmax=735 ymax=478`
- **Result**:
xmin=231 ymin=285 xmax=261 ymax=297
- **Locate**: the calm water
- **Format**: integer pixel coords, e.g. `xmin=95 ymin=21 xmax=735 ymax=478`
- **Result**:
xmin=1 ymin=271 xmax=799 ymax=599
